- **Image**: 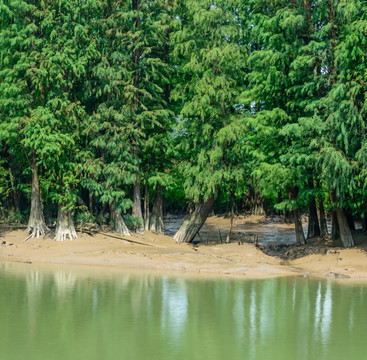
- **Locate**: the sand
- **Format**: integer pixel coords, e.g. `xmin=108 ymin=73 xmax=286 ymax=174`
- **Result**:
xmin=1 ymin=215 xmax=367 ymax=281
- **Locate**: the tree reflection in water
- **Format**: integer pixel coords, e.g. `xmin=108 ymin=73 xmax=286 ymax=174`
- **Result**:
xmin=0 ymin=263 xmax=366 ymax=360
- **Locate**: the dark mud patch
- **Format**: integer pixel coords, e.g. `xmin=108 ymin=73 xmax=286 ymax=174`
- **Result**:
xmin=257 ymin=230 xmax=367 ymax=260
xmin=258 ymin=237 xmax=332 ymax=260
xmin=258 ymin=215 xmax=293 ymax=225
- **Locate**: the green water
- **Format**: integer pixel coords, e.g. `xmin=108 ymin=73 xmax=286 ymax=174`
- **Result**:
xmin=0 ymin=263 xmax=366 ymax=360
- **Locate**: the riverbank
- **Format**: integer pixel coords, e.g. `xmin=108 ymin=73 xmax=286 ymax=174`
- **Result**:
xmin=1 ymin=215 xmax=367 ymax=280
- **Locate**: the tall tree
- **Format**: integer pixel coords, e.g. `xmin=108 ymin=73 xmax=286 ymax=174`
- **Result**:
xmin=126 ymin=0 xmax=174 ymax=233
xmin=172 ymin=0 xmax=249 ymax=243
xmin=82 ymin=0 xmax=173 ymax=235
xmin=245 ymin=0 xmax=333 ymax=245
xmin=318 ymin=0 xmax=367 ymax=247
xmin=36 ymin=0 xmax=91 ymax=241
xmin=81 ymin=0 xmax=135 ymax=235
xmin=0 ymin=0 xmax=50 ymax=238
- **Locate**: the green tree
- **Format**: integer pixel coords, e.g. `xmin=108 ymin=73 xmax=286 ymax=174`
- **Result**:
xmin=0 ymin=0 xmax=50 ymax=238
xmin=245 ymin=0 xmax=333 ymax=244
xmin=0 ymin=0 xmax=96 ymax=240
xmin=82 ymin=0 xmax=173 ymax=235
xmin=172 ymin=0 xmax=249 ymax=243
xmin=318 ymin=0 xmax=367 ymax=247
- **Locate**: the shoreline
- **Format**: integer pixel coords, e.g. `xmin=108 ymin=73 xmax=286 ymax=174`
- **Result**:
xmin=0 ymin=232 xmax=298 ymax=279
xmin=1 ymin=215 xmax=367 ymax=281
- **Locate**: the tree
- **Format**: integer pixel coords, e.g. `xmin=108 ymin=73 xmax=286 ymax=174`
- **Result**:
xmin=318 ymin=0 xmax=367 ymax=247
xmin=81 ymin=0 xmax=135 ymax=236
xmin=245 ymin=0 xmax=334 ymax=245
xmin=172 ymin=0 xmax=249 ymax=243
xmin=82 ymin=0 xmax=173 ymax=235
xmin=0 ymin=0 xmax=50 ymax=238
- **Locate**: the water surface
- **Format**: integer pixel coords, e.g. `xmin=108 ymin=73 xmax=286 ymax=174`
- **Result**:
xmin=0 ymin=263 xmax=366 ymax=360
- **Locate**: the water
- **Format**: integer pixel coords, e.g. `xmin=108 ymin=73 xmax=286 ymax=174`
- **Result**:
xmin=165 ymin=216 xmax=301 ymax=245
xmin=236 ymin=222 xmax=302 ymax=245
xmin=0 ymin=263 xmax=366 ymax=360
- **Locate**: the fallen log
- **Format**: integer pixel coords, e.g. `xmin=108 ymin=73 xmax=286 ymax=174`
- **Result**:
xmin=77 ymin=227 xmax=160 ymax=247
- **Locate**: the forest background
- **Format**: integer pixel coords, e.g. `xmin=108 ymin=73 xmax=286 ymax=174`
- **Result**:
xmin=0 ymin=0 xmax=366 ymax=248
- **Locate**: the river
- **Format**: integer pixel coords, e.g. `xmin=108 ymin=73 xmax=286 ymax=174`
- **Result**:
xmin=0 ymin=262 xmax=365 ymax=360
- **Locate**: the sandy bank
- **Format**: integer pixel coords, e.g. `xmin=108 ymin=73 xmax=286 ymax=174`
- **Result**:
xmin=1 ymin=215 xmax=367 ymax=280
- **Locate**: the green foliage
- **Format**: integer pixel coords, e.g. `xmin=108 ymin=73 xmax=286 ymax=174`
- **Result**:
xmin=317 ymin=0 xmax=367 ymax=211
xmin=1 ymin=0 xmax=367 ymax=229
xmin=80 ymin=0 xmax=174 ymax=218
xmin=76 ymin=211 xmax=95 ymax=228
xmin=171 ymin=0 xmax=251 ymax=203
xmin=6 ymin=211 xmax=25 ymax=225
xmin=0 ymin=161 xmax=11 ymax=208
xmin=95 ymin=211 xmax=109 ymax=229
xmin=123 ymin=214 xmax=144 ymax=233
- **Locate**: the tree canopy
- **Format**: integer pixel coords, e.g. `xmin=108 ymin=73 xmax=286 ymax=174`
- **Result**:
xmin=0 ymin=0 xmax=366 ymax=247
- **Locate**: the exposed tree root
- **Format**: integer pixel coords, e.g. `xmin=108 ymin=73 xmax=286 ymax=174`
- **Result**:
xmin=149 ymin=213 xmax=164 ymax=234
xmin=27 ymin=160 xmax=49 ymax=240
xmin=149 ymin=184 xmax=164 ymax=234
xmin=132 ymin=177 xmax=144 ymax=234
xmin=55 ymin=206 xmax=77 ymax=242
xmin=110 ymin=202 xmax=130 ymax=236
xmin=26 ymin=221 xmax=49 ymax=241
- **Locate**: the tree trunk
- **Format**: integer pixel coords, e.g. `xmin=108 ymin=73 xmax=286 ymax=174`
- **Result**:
xmin=226 ymin=194 xmax=235 ymax=243
xmin=277 ymin=191 xmax=282 ymax=215
xmin=132 ymin=176 xmax=144 ymax=233
xmin=331 ymin=210 xmax=339 ymax=241
xmin=27 ymin=159 xmax=49 ymax=238
xmin=362 ymin=216 xmax=367 ymax=232
xmin=89 ymin=192 xmax=94 ymax=215
xmin=249 ymin=184 xmax=265 ymax=215
xmin=252 ymin=195 xmax=265 ymax=216
xmin=131 ymin=0 xmax=143 ymax=233
xmin=174 ymin=195 xmax=215 ymax=243
xmin=188 ymin=201 xmax=195 ymax=214
xmin=226 ymin=210 xmax=234 ymax=244
xmin=144 ymin=183 xmax=150 ymax=231
xmin=294 ymin=208 xmax=306 ymax=245
xmin=109 ymin=202 xmax=130 ymax=236
xmin=336 ymin=208 xmax=354 ymax=248
xmin=149 ymin=184 xmax=164 ymax=234
xmin=319 ymin=201 xmax=328 ymax=236
xmin=9 ymin=166 xmax=20 ymax=213
xmin=14 ymin=188 xmax=20 ymax=214
xmin=55 ymin=205 xmax=77 ymax=242
xmin=345 ymin=213 xmax=355 ymax=230
xmin=100 ymin=202 xmax=106 ymax=221
xmin=288 ymin=188 xmax=305 ymax=245
xmin=285 ymin=210 xmax=293 ymax=223
xmin=307 ymin=196 xmax=320 ymax=239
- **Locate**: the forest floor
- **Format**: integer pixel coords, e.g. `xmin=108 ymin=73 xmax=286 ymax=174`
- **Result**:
xmin=1 ymin=214 xmax=367 ymax=281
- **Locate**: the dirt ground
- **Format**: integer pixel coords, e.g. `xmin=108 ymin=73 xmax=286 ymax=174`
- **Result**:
xmin=1 ymin=214 xmax=367 ymax=280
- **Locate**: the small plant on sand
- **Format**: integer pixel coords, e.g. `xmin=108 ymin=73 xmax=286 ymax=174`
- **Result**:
xmin=123 ymin=215 xmax=144 ymax=233
xmin=76 ymin=211 xmax=95 ymax=228
xmin=7 ymin=211 xmax=25 ymax=225
xmin=96 ymin=212 xmax=109 ymax=230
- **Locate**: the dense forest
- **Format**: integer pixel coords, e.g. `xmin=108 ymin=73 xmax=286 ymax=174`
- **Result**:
xmin=0 ymin=0 xmax=366 ymax=247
